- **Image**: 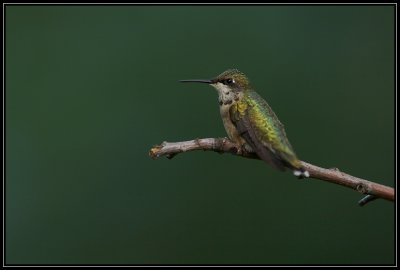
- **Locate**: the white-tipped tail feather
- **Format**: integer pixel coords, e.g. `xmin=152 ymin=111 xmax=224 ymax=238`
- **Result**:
xmin=293 ymin=170 xmax=310 ymax=178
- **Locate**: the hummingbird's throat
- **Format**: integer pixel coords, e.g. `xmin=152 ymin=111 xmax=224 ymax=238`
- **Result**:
xmin=211 ymin=82 xmax=240 ymax=106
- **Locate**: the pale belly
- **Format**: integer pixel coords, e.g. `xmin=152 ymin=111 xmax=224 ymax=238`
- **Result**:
xmin=219 ymin=104 xmax=246 ymax=146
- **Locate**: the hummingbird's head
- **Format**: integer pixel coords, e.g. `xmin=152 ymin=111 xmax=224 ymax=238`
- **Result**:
xmin=180 ymin=69 xmax=251 ymax=104
xmin=212 ymin=69 xmax=251 ymax=92
xmin=180 ymin=69 xmax=251 ymax=92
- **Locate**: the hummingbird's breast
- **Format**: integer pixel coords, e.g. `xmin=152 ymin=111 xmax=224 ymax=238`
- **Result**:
xmin=219 ymin=103 xmax=247 ymax=146
xmin=211 ymin=82 xmax=246 ymax=146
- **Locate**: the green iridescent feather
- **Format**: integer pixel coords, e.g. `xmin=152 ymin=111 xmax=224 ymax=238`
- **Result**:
xmin=230 ymin=90 xmax=302 ymax=170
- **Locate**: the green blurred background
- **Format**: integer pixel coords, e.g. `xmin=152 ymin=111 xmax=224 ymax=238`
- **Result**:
xmin=6 ymin=5 xmax=395 ymax=265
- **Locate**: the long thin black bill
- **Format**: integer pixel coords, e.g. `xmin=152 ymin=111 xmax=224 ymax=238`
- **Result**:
xmin=179 ymin=79 xmax=213 ymax=84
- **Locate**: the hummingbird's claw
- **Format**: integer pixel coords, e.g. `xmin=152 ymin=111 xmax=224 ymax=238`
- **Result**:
xmin=235 ymin=146 xmax=243 ymax=155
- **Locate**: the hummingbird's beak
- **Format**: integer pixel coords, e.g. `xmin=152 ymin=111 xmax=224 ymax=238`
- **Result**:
xmin=179 ymin=79 xmax=213 ymax=84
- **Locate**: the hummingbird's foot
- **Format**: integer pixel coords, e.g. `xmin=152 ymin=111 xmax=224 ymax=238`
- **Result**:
xmin=228 ymin=141 xmax=250 ymax=156
xmin=241 ymin=143 xmax=254 ymax=154
xmin=293 ymin=170 xmax=310 ymax=179
xmin=235 ymin=145 xmax=244 ymax=155
xmin=236 ymin=143 xmax=255 ymax=156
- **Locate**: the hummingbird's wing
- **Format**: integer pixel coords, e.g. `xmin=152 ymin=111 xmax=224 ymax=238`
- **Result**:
xmin=230 ymin=92 xmax=301 ymax=171
xmin=230 ymin=108 xmax=286 ymax=171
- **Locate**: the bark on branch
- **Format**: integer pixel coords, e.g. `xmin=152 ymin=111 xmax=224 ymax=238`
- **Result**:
xmin=149 ymin=138 xmax=394 ymax=206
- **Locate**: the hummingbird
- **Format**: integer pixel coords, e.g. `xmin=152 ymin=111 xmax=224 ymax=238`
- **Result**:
xmin=180 ymin=69 xmax=309 ymax=177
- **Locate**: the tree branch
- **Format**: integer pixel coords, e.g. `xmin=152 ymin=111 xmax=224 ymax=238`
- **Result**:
xmin=149 ymin=138 xmax=394 ymax=206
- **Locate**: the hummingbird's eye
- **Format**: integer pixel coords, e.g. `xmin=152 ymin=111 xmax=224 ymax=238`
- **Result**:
xmin=226 ymin=78 xmax=233 ymax=84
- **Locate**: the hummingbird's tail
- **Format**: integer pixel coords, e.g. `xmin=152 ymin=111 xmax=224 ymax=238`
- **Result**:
xmin=293 ymin=169 xmax=310 ymax=178
xmin=278 ymin=153 xmax=309 ymax=178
